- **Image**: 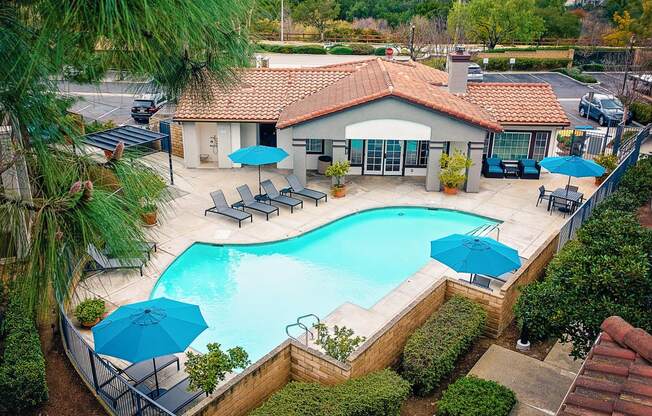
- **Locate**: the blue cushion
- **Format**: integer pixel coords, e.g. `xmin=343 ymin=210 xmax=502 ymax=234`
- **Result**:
xmin=488 ymin=166 xmax=503 ymax=173
xmin=523 ymin=167 xmax=539 ymax=174
xmin=521 ymin=159 xmax=536 ymax=167
xmin=486 ymin=158 xmax=502 ymax=166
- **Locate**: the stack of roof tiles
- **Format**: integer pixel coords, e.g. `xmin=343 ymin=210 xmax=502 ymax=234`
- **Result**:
xmin=558 ymin=316 xmax=652 ymax=416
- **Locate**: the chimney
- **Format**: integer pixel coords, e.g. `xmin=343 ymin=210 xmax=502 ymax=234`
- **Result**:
xmin=447 ymin=46 xmax=471 ymax=94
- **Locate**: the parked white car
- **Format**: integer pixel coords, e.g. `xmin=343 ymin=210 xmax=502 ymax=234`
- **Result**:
xmin=468 ymin=63 xmax=484 ymax=82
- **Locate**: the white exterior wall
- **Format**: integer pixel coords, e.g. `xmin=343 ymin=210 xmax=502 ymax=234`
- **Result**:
xmin=241 ymin=123 xmax=258 ymax=148
xmin=197 ymin=122 xmax=219 ymax=163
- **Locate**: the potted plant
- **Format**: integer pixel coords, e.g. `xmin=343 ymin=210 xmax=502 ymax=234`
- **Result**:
xmin=439 ymin=150 xmax=472 ymax=195
xmin=141 ymin=198 xmax=158 ymax=226
xmin=74 ymin=298 xmax=106 ymax=328
xmin=593 ymin=154 xmax=618 ymax=185
xmin=325 ymin=160 xmax=350 ymax=198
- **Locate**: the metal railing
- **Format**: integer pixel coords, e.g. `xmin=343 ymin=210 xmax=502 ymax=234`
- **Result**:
xmin=557 ymin=125 xmax=649 ymax=251
xmin=59 ymin=307 xmax=175 ymax=416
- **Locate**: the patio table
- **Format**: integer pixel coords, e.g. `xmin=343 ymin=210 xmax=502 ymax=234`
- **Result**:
xmin=548 ymin=188 xmax=583 ymax=213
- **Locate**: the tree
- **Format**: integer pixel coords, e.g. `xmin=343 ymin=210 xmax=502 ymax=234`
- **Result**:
xmin=447 ymin=0 xmax=544 ymax=49
xmin=603 ymin=0 xmax=652 ymax=46
xmin=397 ymin=15 xmax=453 ymax=60
xmin=535 ymin=0 xmax=582 ymax=39
xmin=185 ymin=343 xmax=250 ymax=394
xmin=292 ymin=0 xmax=340 ymax=41
xmin=0 ymin=0 xmax=252 ymax=315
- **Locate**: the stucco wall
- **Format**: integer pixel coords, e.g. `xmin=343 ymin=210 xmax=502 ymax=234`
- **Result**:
xmin=288 ymin=97 xmax=488 ymax=142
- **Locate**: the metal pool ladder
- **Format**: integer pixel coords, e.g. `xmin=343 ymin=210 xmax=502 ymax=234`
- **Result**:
xmin=467 ymin=223 xmax=501 ymax=240
xmin=286 ymin=314 xmax=320 ymax=346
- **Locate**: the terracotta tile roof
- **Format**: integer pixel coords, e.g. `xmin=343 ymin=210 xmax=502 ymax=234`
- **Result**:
xmin=466 ymin=83 xmax=570 ymax=126
xmin=277 ymin=58 xmax=501 ymax=131
xmin=558 ymin=316 xmax=652 ymax=416
xmin=174 ymin=68 xmax=351 ymax=122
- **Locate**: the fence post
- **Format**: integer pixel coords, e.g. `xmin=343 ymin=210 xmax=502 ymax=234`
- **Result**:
xmin=88 ymin=349 xmax=100 ymax=392
xmin=612 ymin=125 xmax=624 ymax=155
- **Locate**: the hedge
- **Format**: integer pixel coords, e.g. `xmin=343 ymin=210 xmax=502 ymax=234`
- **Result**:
xmin=554 ymin=67 xmax=598 ymax=83
xmin=0 ymin=296 xmax=49 ymax=413
xmin=580 ymin=63 xmax=605 ymax=72
xmin=329 ymin=46 xmax=354 ymax=55
xmin=472 ymin=57 xmax=571 ymax=71
xmin=437 ymin=376 xmax=517 ymax=416
xmin=249 ymin=369 xmax=411 ymax=416
xmin=347 ymin=43 xmax=375 ymax=55
xmin=616 ymin=155 xmax=652 ymax=206
xmin=401 ymin=296 xmax=487 ymax=396
xmin=374 ymin=46 xmax=387 ymax=56
xmin=256 ymin=43 xmax=326 ymax=54
xmin=631 ymin=101 xmax=652 ymax=125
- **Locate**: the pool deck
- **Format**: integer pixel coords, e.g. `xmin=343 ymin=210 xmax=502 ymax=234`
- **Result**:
xmin=72 ymin=152 xmax=596 ymax=403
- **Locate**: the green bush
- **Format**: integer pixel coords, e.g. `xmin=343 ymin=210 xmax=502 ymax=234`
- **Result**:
xmin=73 ymin=298 xmax=106 ymax=324
xmin=631 ymin=101 xmax=652 ymax=125
xmin=250 ymin=369 xmax=411 ymax=416
xmin=580 ymin=63 xmax=605 ymax=72
xmin=292 ymin=44 xmax=327 ymax=54
xmin=618 ymin=156 xmax=652 ymax=206
xmin=256 ymin=43 xmax=327 ymax=54
xmin=329 ymin=46 xmax=354 ymax=55
xmin=374 ymin=46 xmax=388 ymax=56
xmin=437 ymin=376 xmax=517 ymax=416
xmin=401 ymin=296 xmax=487 ymax=396
xmin=422 ymin=57 xmax=446 ymax=70
xmin=0 ymin=296 xmax=49 ymax=413
xmin=554 ymin=67 xmax=598 ymax=83
xmin=347 ymin=43 xmax=374 ymax=55
xmin=472 ymin=57 xmax=571 ymax=71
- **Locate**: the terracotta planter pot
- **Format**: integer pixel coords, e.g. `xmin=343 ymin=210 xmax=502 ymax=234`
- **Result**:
xmin=81 ymin=317 xmax=100 ymax=328
xmin=332 ymin=185 xmax=346 ymax=198
xmin=595 ymin=175 xmax=607 ymax=186
xmin=141 ymin=210 xmax=158 ymax=226
xmin=443 ymin=186 xmax=458 ymax=195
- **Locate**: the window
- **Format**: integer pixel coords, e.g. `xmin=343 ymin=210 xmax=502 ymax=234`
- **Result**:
xmin=306 ymin=139 xmax=324 ymax=154
xmin=483 ymin=134 xmax=490 ymax=158
xmin=349 ymin=140 xmax=363 ymax=165
xmin=491 ymin=132 xmax=531 ymax=160
xmin=531 ymin=132 xmax=550 ymax=161
xmin=405 ymin=141 xmax=429 ymax=166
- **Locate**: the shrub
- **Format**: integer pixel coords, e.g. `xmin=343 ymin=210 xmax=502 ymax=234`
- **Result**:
xmin=422 ymin=57 xmax=446 ymax=70
xmin=554 ymin=67 xmax=598 ymax=83
xmin=314 ymin=323 xmax=365 ymax=362
xmin=185 ymin=343 xmax=250 ymax=394
xmin=73 ymin=298 xmax=106 ymax=325
xmin=437 ymin=376 xmax=517 ymax=416
xmin=618 ymin=156 xmax=652 ymax=205
xmin=0 ymin=297 xmax=48 ymax=413
xmin=250 ymin=369 xmax=411 ymax=416
xmin=580 ymin=63 xmax=605 ymax=72
xmin=347 ymin=43 xmax=374 ymax=55
xmin=402 ymin=296 xmax=487 ymax=396
xmin=329 ymin=46 xmax=354 ymax=55
xmin=472 ymin=57 xmax=571 ymax=71
xmin=631 ymin=101 xmax=652 ymax=125
xmin=374 ymin=46 xmax=388 ymax=56
xmin=292 ymin=44 xmax=327 ymax=54
xmin=439 ymin=150 xmax=472 ymax=189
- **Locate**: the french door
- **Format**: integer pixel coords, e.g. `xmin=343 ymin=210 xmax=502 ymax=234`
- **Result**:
xmin=383 ymin=140 xmax=403 ymax=176
xmin=364 ymin=140 xmax=384 ymax=175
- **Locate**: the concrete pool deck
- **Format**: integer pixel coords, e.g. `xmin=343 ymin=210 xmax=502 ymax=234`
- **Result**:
xmin=71 ymin=152 xmax=596 ymax=404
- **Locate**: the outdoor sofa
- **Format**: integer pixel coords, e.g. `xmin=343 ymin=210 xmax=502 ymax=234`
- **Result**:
xmin=518 ymin=159 xmax=541 ymax=179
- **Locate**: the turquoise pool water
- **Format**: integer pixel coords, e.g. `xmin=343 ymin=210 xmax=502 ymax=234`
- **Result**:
xmin=150 ymin=207 xmax=495 ymax=361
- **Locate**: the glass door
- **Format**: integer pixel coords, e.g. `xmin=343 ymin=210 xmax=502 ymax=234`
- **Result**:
xmin=383 ymin=140 xmax=403 ymax=175
xmin=364 ymin=140 xmax=383 ymax=175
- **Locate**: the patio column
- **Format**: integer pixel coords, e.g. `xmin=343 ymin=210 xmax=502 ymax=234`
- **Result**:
xmin=181 ymin=122 xmax=200 ymax=168
xmin=293 ymin=138 xmax=307 ymax=185
xmin=426 ymin=141 xmax=446 ymax=191
xmin=465 ymin=141 xmax=484 ymax=193
xmin=332 ymin=139 xmax=347 ymax=186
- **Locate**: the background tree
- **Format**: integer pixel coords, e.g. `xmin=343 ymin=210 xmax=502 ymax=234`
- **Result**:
xmin=535 ymin=0 xmax=582 ymax=39
xmin=0 ymin=0 xmax=252 ymax=315
xmin=396 ymin=16 xmax=452 ymax=60
xmin=447 ymin=0 xmax=545 ymax=49
xmin=292 ymin=0 xmax=341 ymax=40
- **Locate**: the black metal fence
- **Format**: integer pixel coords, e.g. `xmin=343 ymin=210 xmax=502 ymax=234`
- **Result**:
xmin=59 ymin=307 xmax=175 ymax=416
xmin=557 ymin=125 xmax=649 ymax=250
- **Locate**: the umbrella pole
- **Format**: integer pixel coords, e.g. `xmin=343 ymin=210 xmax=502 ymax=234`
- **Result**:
xmin=566 ymin=176 xmax=571 ymax=198
xmin=258 ymin=165 xmax=262 ymax=196
xmin=153 ymin=358 xmax=160 ymax=396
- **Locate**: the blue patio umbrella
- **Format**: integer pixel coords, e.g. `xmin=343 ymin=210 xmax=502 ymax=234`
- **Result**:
xmin=539 ymin=156 xmax=606 ymax=198
xmin=430 ymin=234 xmax=521 ymax=278
xmin=92 ymin=297 xmax=208 ymax=392
xmin=228 ymin=145 xmax=289 ymax=194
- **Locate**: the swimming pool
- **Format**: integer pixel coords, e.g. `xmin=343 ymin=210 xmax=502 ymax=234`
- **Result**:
xmin=150 ymin=207 xmax=495 ymax=361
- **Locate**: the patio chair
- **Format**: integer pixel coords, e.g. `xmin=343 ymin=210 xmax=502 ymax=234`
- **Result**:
xmin=204 ymin=190 xmax=252 ymax=228
xmin=518 ymin=159 xmax=541 ymax=179
xmin=482 ymin=157 xmax=505 ymax=178
xmin=261 ymin=180 xmax=303 ymax=213
xmin=87 ymin=244 xmax=146 ymax=276
xmin=536 ymin=186 xmax=552 ymax=207
xmin=236 ymin=185 xmax=279 ymax=220
xmin=103 ymin=242 xmax=157 ymax=261
xmin=284 ymin=174 xmax=328 ymax=206
xmin=152 ymin=377 xmax=205 ymax=413
xmin=565 ymin=185 xmax=579 ymax=193
xmin=471 ymin=274 xmax=492 ymax=289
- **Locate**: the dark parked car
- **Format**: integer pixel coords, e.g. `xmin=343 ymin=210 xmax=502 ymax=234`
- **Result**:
xmin=131 ymin=94 xmax=167 ymax=123
xmin=578 ymin=93 xmax=632 ymax=126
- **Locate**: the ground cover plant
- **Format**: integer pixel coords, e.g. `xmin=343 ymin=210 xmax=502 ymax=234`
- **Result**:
xmin=437 ymin=376 xmax=517 ymax=416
